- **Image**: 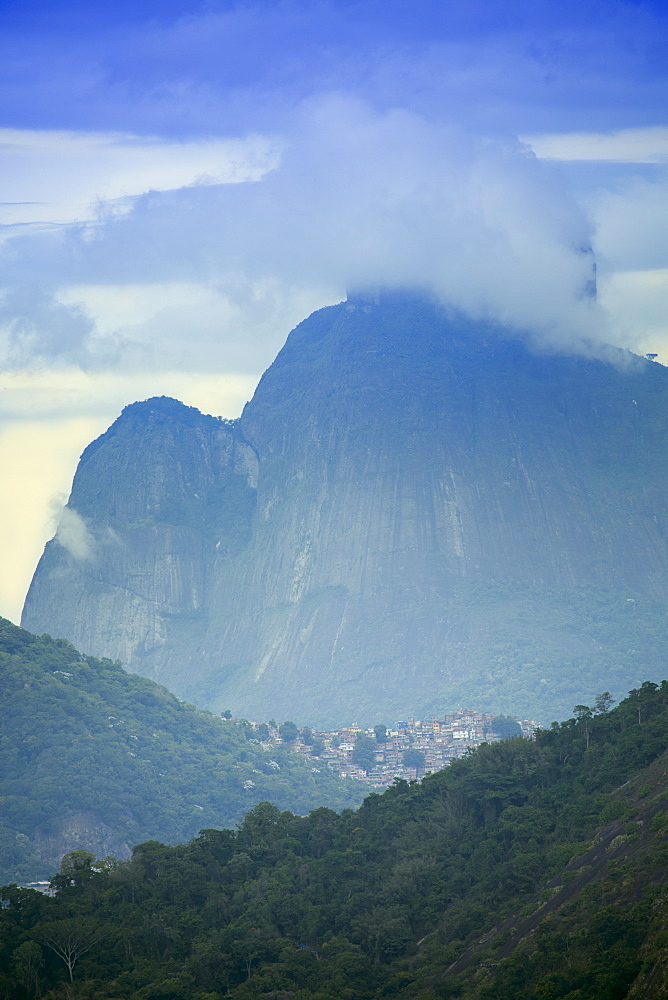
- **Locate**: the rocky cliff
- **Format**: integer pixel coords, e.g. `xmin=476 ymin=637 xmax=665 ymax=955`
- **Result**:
xmin=22 ymin=293 xmax=668 ymax=724
xmin=24 ymin=396 xmax=258 ymax=684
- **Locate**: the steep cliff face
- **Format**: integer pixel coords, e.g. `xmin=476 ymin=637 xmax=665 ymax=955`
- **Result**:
xmin=23 ymin=397 xmax=258 ymax=684
xmin=30 ymin=812 xmax=132 ymax=872
xmin=22 ymin=294 xmax=668 ymax=724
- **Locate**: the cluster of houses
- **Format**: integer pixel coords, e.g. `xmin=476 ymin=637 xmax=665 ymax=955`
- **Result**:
xmin=258 ymin=710 xmax=538 ymax=789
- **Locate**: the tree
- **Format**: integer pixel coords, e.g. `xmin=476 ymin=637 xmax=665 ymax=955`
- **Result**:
xmin=279 ymin=720 xmax=299 ymax=743
xmin=492 ymin=716 xmax=522 ymax=740
xmin=594 ymin=692 xmax=615 ymax=715
xmin=221 ymin=709 xmax=232 ymax=719
xmin=255 ymin=722 xmax=270 ymax=741
xmin=373 ymin=724 xmax=388 ymax=743
xmin=11 ymin=941 xmax=43 ymax=998
xmin=573 ymin=705 xmax=593 ymax=750
xmin=36 ymin=919 xmax=100 ymax=982
xmin=50 ymin=849 xmax=97 ymax=892
xmin=403 ymin=748 xmax=426 ymax=774
xmin=301 ymin=727 xmax=315 ymax=745
xmin=629 ymin=682 xmax=658 ymax=724
xmin=352 ymin=735 xmax=377 ymax=773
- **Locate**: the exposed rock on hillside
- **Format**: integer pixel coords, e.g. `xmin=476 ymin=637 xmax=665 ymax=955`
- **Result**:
xmin=24 ymin=397 xmax=257 ymax=685
xmin=31 ymin=812 xmax=131 ymax=873
xmin=22 ymin=293 xmax=668 ymax=724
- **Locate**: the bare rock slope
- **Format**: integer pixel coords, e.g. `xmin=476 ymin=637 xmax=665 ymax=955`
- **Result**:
xmin=22 ymin=293 xmax=668 ymax=725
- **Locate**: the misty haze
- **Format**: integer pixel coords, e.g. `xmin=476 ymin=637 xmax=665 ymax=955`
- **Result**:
xmin=2 ymin=1 xmax=668 ymax=997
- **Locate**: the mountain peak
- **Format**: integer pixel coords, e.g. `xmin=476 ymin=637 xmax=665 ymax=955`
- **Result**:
xmin=22 ymin=299 xmax=668 ymax=726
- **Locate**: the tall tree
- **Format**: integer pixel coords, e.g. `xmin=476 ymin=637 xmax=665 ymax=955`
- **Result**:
xmin=279 ymin=721 xmax=299 ymax=743
xmin=573 ymin=705 xmax=593 ymax=750
xmin=11 ymin=941 xmax=43 ymax=999
xmin=492 ymin=715 xmax=522 ymax=740
xmin=352 ymin=735 xmax=377 ymax=773
xmin=594 ymin=691 xmax=615 ymax=715
xmin=403 ymin=748 xmax=426 ymax=774
xmin=36 ymin=919 xmax=100 ymax=982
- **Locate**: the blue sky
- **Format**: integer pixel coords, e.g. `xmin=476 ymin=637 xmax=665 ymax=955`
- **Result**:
xmin=1 ymin=1 xmax=667 ymax=136
xmin=1 ymin=0 xmax=668 ymax=620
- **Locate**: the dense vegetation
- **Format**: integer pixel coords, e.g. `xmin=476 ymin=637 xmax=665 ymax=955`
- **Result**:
xmin=3 ymin=681 xmax=668 ymax=998
xmin=409 ymin=580 xmax=668 ymax=726
xmin=0 ymin=618 xmax=366 ymax=883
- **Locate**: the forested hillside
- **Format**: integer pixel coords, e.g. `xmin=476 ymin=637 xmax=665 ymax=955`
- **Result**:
xmin=3 ymin=681 xmax=668 ymax=998
xmin=0 ymin=618 xmax=365 ymax=882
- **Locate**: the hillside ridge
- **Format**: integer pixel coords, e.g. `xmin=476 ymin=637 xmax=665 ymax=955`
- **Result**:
xmin=0 ymin=617 xmax=365 ymax=882
xmin=3 ymin=680 xmax=668 ymax=997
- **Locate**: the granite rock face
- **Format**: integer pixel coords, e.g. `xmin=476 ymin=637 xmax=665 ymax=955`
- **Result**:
xmin=23 ymin=294 xmax=668 ymax=724
xmin=23 ymin=397 xmax=258 ymax=688
xmin=31 ymin=812 xmax=132 ymax=872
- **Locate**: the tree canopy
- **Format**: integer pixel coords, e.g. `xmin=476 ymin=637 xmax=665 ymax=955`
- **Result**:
xmin=4 ymin=682 xmax=668 ymax=998
xmin=0 ymin=618 xmax=366 ymax=882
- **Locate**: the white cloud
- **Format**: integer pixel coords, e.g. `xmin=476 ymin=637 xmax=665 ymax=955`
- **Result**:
xmin=589 ymin=173 xmax=668 ymax=356
xmin=0 ymin=368 xmax=257 ymax=422
xmin=523 ymin=126 xmax=668 ymax=163
xmin=54 ymin=280 xmax=338 ymax=373
xmin=0 ymin=96 xmax=604 ymax=367
xmin=522 ymin=131 xmax=668 ymax=355
xmin=0 ymin=416 xmax=100 ymax=624
xmin=598 ymin=269 xmax=668 ymax=359
xmin=54 ymin=505 xmax=95 ymax=561
xmin=0 ymin=128 xmax=281 ymax=233
xmin=0 ymin=368 xmax=258 ymax=622
xmin=593 ymin=174 xmax=668 ymax=273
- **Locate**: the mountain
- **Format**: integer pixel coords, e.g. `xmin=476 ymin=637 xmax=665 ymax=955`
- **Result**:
xmin=22 ymin=291 xmax=668 ymax=725
xmin=0 ymin=618 xmax=365 ymax=883
xmin=3 ymin=683 xmax=668 ymax=998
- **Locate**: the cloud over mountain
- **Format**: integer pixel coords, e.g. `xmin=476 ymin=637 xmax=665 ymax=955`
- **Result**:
xmin=0 ymin=97 xmax=602 ymax=370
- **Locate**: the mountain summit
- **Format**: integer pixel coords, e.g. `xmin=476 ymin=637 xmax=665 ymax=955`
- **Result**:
xmin=22 ymin=294 xmax=668 ymax=725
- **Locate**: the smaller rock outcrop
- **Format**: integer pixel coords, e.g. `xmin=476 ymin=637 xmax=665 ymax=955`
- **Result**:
xmin=23 ymin=396 xmax=258 ymax=684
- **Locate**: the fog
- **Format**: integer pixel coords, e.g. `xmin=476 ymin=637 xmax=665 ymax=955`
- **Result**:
xmin=0 ymin=97 xmax=606 ymax=374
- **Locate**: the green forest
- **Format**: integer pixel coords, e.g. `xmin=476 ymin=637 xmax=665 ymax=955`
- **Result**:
xmin=3 ymin=680 xmax=668 ymax=998
xmin=0 ymin=618 xmax=365 ymax=883
xmin=409 ymin=581 xmax=668 ymax=726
